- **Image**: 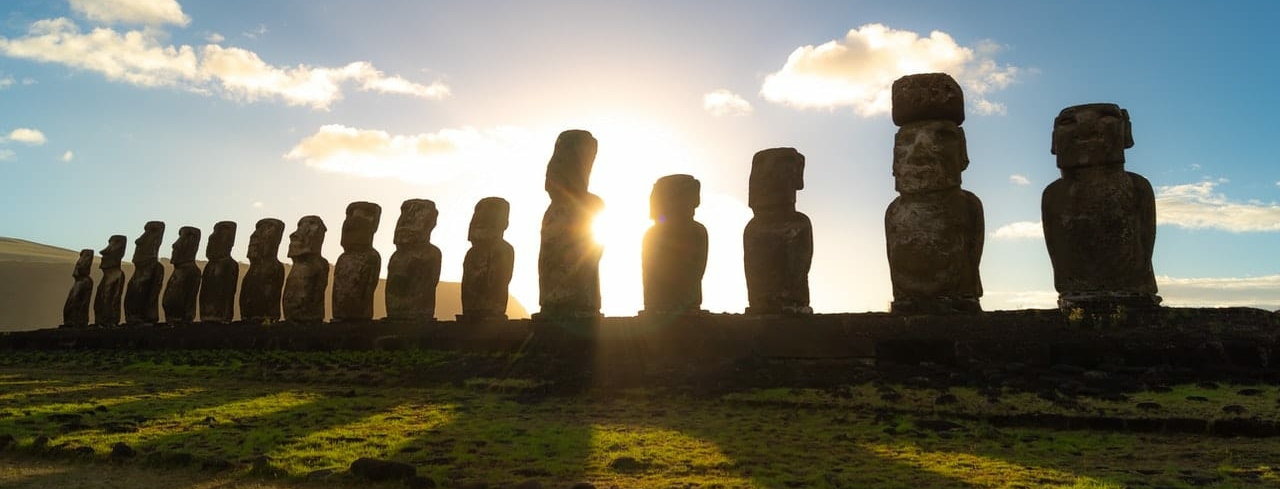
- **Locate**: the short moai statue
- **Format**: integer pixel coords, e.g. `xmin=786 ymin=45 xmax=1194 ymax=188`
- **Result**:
xmin=641 ymin=174 xmax=708 ymax=315
xmin=94 ymin=235 xmax=127 ymax=327
xmin=282 ymin=216 xmax=329 ymax=322
xmin=162 ymin=226 xmax=202 ymax=323
xmin=884 ymin=73 xmax=984 ymax=314
xmin=124 ymin=221 xmax=165 ymax=325
xmin=61 ymin=249 xmax=95 ymax=327
xmin=198 ymin=221 xmax=238 ymax=323
xmin=385 ymin=199 xmax=442 ymax=321
xmin=744 ymin=148 xmax=813 ymax=315
xmin=240 ymin=218 xmax=286 ymax=322
xmin=1043 ymin=103 xmax=1159 ymax=311
xmin=460 ymin=197 xmax=515 ymax=321
xmin=537 ymin=130 xmax=605 ymax=319
xmin=332 ymin=202 xmax=382 ymax=322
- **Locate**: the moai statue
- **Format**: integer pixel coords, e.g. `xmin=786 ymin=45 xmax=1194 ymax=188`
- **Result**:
xmin=332 ymin=202 xmax=382 ymax=322
xmin=460 ymin=197 xmax=515 ymax=321
xmin=124 ymin=221 xmax=165 ymax=325
xmin=198 ymin=221 xmax=238 ymax=323
xmin=61 ymin=249 xmax=95 ymax=327
xmin=385 ymin=199 xmax=442 ymax=321
xmin=94 ymin=235 xmax=127 ymax=327
xmin=162 ymin=226 xmax=202 ymax=323
xmin=884 ymin=73 xmax=984 ymax=314
xmin=537 ymin=130 xmax=604 ymax=318
xmin=240 ymin=218 xmax=286 ymax=322
xmin=282 ymin=215 xmax=329 ymax=322
xmin=1043 ymin=103 xmax=1159 ymax=311
xmin=744 ymin=148 xmax=813 ymax=315
xmin=641 ymin=174 xmax=708 ymax=315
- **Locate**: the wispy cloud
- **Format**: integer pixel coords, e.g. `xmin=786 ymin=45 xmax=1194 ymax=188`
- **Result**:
xmin=0 ymin=74 xmax=13 ymax=89
xmin=1156 ymin=181 xmax=1280 ymax=232
xmin=284 ymin=124 xmax=533 ymax=184
xmin=0 ymin=149 xmax=14 ymax=162
xmin=760 ymin=23 xmax=1022 ymax=117
xmin=1158 ymin=274 xmax=1280 ymax=309
xmin=205 ymin=32 xmax=224 ymax=43
xmin=7 ymin=128 xmax=47 ymax=145
xmin=61 ymin=150 xmax=74 ymax=162
xmin=68 ymin=0 xmax=190 ymax=27
xmin=703 ymin=89 xmax=753 ymax=116
xmin=990 ymin=220 xmax=1042 ymax=240
xmin=1009 ymin=174 xmax=1030 ymax=186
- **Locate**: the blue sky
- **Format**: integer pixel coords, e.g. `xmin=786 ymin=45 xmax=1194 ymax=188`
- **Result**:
xmin=3 ymin=0 xmax=1280 ymax=315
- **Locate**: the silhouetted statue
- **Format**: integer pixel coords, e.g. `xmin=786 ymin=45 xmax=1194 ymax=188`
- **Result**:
xmin=197 ymin=221 xmax=237 ymax=323
xmin=1043 ymin=103 xmax=1159 ymax=310
xmin=642 ymin=174 xmax=708 ymax=315
xmin=333 ymin=202 xmax=382 ymax=321
xmin=537 ymin=130 xmax=604 ymax=318
xmin=283 ymin=215 xmax=329 ymax=322
xmin=744 ymin=148 xmax=812 ymax=315
xmin=460 ymin=197 xmax=515 ymax=321
xmin=240 ymin=218 xmax=286 ymax=322
xmin=61 ymin=249 xmax=95 ymax=327
xmin=885 ymin=73 xmax=984 ymax=314
xmin=162 ymin=226 xmax=202 ymax=323
xmin=386 ymin=199 xmax=441 ymax=321
xmin=94 ymin=235 xmax=126 ymax=327
xmin=124 ymin=221 xmax=165 ymax=325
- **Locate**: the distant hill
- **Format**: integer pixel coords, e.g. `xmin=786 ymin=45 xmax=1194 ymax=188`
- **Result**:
xmin=0 ymin=237 xmax=528 ymax=331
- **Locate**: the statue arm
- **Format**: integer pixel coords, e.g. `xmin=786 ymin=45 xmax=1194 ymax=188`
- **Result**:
xmin=1041 ymin=181 xmax=1066 ymax=291
xmin=1130 ymin=172 xmax=1157 ymax=260
xmin=965 ymin=191 xmax=985 ymax=296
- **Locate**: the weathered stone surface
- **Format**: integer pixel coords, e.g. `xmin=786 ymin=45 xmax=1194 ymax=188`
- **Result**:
xmin=61 ymin=249 xmax=94 ymax=327
xmin=744 ymin=148 xmax=812 ymax=315
xmin=94 ymin=235 xmax=127 ymax=327
xmin=386 ymin=199 xmax=441 ymax=321
xmin=124 ymin=221 xmax=165 ymax=325
xmin=333 ymin=202 xmax=382 ymax=322
xmin=283 ymin=215 xmax=329 ymax=322
xmin=240 ymin=218 xmax=285 ymax=322
xmin=885 ymin=113 xmax=984 ymax=314
xmin=891 ymin=72 xmax=965 ymax=126
xmin=1043 ymin=103 xmax=1159 ymax=310
xmin=162 ymin=226 xmax=202 ymax=323
xmin=460 ymin=197 xmax=514 ymax=321
xmin=642 ymin=174 xmax=708 ymax=315
xmin=537 ymin=130 xmax=604 ymax=318
xmin=198 ymin=221 xmax=238 ymax=323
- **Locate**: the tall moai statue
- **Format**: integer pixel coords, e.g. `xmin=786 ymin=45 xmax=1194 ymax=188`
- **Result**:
xmin=884 ymin=73 xmax=985 ymax=314
xmin=537 ymin=130 xmax=604 ymax=318
xmin=744 ymin=148 xmax=813 ymax=315
xmin=124 ymin=221 xmax=165 ymax=325
xmin=1043 ymin=103 xmax=1159 ymax=310
xmin=198 ymin=221 xmax=238 ymax=323
xmin=61 ymin=249 xmax=95 ymax=327
xmin=641 ymin=174 xmax=708 ymax=315
xmin=94 ymin=235 xmax=127 ymax=327
xmin=240 ymin=218 xmax=286 ymax=322
xmin=460 ymin=197 xmax=515 ymax=321
xmin=162 ymin=226 xmax=202 ymax=323
xmin=283 ymin=215 xmax=329 ymax=322
xmin=332 ymin=202 xmax=382 ymax=321
xmin=386 ymin=199 xmax=441 ymax=321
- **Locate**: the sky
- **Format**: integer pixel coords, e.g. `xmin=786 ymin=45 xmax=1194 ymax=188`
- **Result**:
xmin=3 ymin=0 xmax=1280 ymax=316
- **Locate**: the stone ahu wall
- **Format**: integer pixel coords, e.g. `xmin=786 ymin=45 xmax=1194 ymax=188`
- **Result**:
xmin=58 ymin=73 xmax=1163 ymax=328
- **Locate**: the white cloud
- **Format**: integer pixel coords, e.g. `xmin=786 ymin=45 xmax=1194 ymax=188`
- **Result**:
xmin=21 ymin=78 xmax=36 ymax=85
xmin=990 ymin=220 xmax=1042 ymax=240
xmin=205 ymin=32 xmax=225 ymax=43
xmin=0 ymin=18 xmax=200 ymax=87
xmin=1158 ymin=274 xmax=1280 ymax=310
xmin=243 ymin=24 xmax=268 ymax=40
xmin=760 ymin=23 xmax=1021 ymax=117
xmin=0 ymin=149 xmax=13 ymax=161
xmin=252 ymin=201 xmax=264 ymax=209
xmin=0 ymin=75 xmax=12 ymax=89
xmin=7 ymin=128 xmax=47 ymax=145
xmin=1009 ymin=174 xmax=1030 ymax=186
xmin=703 ymin=89 xmax=753 ymax=116
xmin=284 ymin=124 xmax=533 ymax=184
xmin=1156 ymin=181 xmax=1280 ymax=232
xmin=69 ymin=0 xmax=190 ymax=27
xmin=61 ymin=150 xmax=74 ymax=162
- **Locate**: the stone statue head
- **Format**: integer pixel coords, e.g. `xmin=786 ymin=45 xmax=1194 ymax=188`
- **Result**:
xmin=247 ymin=218 xmax=285 ymax=262
xmin=171 ymin=226 xmax=201 ymax=265
xmin=545 ymin=130 xmax=598 ymax=198
xmin=340 ymin=201 xmax=382 ymax=251
xmin=748 ymin=148 xmax=805 ymax=210
xmin=892 ymin=120 xmax=968 ymax=193
xmin=1051 ymin=103 xmax=1133 ymax=169
xmin=74 ymin=249 xmax=93 ymax=278
xmin=132 ymin=221 xmax=165 ymax=264
xmin=469 ymin=197 xmax=510 ymax=242
xmin=288 ymin=215 xmax=327 ymax=259
xmin=891 ymin=72 xmax=966 ymax=126
xmin=100 ymin=235 xmax=126 ymax=269
xmin=394 ymin=199 xmax=438 ymax=248
xmin=206 ymin=221 xmax=236 ymax=260
xmin=650 ymin=174 xmax=700 ymax=222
